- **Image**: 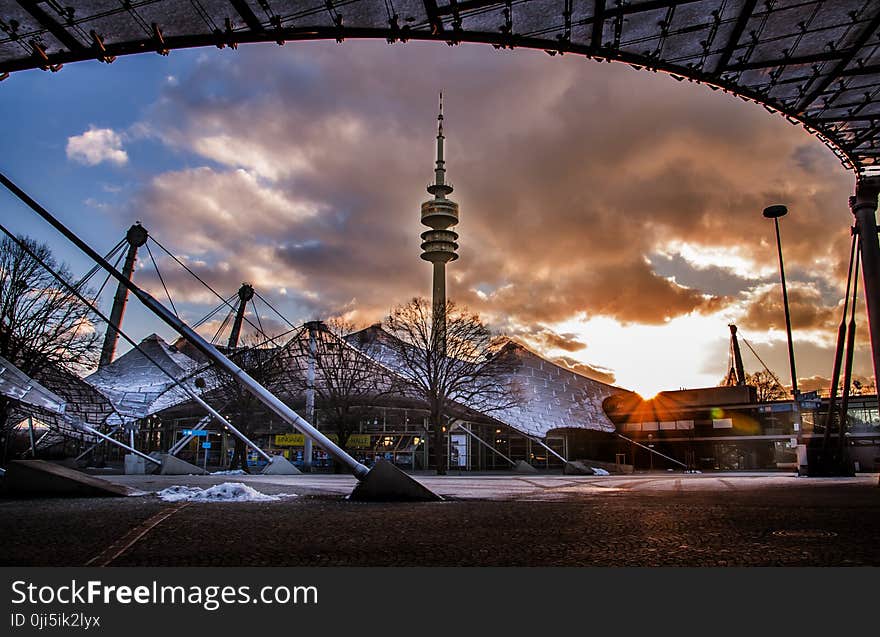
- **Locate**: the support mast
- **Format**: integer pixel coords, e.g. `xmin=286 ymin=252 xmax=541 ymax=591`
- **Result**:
xmin=227 ymin=283 xmax=254 ymax=349
xmin=98 ymin=223 xmax=148 ymax=367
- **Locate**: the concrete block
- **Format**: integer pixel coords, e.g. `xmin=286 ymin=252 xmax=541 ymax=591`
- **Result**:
xmin=145 ymin=452 xmax=162 ymax=474
xmin=124 ymin=454 xmax=147 ymax=475
xmin=261 ymin=456 xmax=301 ymax=475
xmin=582 ymin=458 xmax=633 ymax=474
xmin=349 ymin=460 xmax=442 ymax=502
xmin=156 ymin=454 xmax=207 ymax=475
xmin=512 ymin=460 xmax=538 ymax=473
xmin=563 ymin=460 xmax=595 ymax=475
xmin=3 ymin=460 xmax=138 ymax=497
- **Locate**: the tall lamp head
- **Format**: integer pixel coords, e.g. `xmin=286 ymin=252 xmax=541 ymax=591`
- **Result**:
xmin=763 ymin=204 xmax=788 ymax=219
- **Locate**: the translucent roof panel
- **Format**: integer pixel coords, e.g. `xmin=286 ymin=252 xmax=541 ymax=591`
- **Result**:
xmin=2 ymin=2 xmax=877 ymax=169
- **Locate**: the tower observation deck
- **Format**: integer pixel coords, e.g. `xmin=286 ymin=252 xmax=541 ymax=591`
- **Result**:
xmin=421 ymin=94 xmax=459 ymax=320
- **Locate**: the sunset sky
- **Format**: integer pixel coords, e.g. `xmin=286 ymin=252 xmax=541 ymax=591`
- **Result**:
xmin=0 ymin=40 xmax=871 ymax=397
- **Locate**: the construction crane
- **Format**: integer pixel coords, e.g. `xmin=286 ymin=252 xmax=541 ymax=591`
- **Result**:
xmin=723 ymin=324 xmax=747 ymax=387
xmin=723 ymin=324 xmax=787 ymax=397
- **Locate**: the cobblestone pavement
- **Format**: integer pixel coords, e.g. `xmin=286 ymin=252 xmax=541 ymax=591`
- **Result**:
xmin=2 ymin=473 xmax=878 ymax=566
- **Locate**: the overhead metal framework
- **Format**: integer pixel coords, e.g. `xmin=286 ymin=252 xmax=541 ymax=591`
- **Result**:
xmin=0 ymin=1 xmax=879 ymax=175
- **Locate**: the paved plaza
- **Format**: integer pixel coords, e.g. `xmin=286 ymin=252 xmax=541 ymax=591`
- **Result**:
xmin=2 ymin=472 xmax=878 ymax=567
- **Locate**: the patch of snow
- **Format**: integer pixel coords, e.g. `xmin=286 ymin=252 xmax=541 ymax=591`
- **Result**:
xmin=156 ymin=482 xmax=294 ymax=503
xmin=590 ymin=467 xmax=610 ymax=476
xmin=156 ymin=486 xmax=203 ymax=502
xmin=211 ymin=469 xmax=247 ymax=475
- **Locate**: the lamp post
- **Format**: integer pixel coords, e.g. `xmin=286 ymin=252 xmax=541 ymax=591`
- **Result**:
xmin=763 ymin=205 xmax=798 ymax=398
xmin=764 ymin=205 xmax=805 ymax=474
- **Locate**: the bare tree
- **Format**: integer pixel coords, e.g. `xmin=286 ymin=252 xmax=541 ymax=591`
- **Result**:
xmin=383 ymin=297 xmax=520 ymax=475
xmin=746 ymin=371 xmax=788 ymax=402
xmin=0 ymin=234 xmax=101 ymax=449
xmin=848 ymin=379 xmax=875 ymax=396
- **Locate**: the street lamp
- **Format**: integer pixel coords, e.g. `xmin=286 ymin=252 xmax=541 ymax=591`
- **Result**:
xmin=763 ymin=204 xmax=798 ymax=398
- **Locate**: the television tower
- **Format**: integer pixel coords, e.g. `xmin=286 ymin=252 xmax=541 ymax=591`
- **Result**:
xmin=420 ymin=93 xmax=459 ymax=345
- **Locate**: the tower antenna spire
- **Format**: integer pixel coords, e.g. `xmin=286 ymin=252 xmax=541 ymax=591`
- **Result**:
xmin=434 ymin=91 xmax=446 ymax=187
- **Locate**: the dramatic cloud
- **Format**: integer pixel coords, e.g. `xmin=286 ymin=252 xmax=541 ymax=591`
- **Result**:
xmin=798 ymin=375 xmax=832 ymax=393
xmin=66 ymin=127 xmax=128 ymax=166
xmin=553 ymin=355 xmax=616 ymax=385
xmin=531 ymin=329 xmax=587 ymax=353
xmin=104 ymin=40 xmax=865 ymax=391
xmin=740 ymin=284 xmax=839 ymax=334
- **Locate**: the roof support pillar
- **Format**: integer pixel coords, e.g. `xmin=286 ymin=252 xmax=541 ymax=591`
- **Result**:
xmin=851 ymin=178 xmax=880 ymax=390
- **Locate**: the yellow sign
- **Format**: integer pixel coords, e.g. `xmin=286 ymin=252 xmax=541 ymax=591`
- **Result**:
xmin=347 ymin=434 xmax=371 ymax=448
xmin=274 ymin=433 xmax=372 ymax=448
xmin=274 ymin=434 xmax=306 ymax=447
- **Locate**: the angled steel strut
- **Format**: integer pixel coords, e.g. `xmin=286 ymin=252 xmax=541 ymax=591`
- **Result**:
xmin=0 ymin=171 xmax=370 ymax=479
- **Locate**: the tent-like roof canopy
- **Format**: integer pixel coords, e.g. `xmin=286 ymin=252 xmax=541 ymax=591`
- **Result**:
xmin=2 ymin=1 xmax=879 ymax=174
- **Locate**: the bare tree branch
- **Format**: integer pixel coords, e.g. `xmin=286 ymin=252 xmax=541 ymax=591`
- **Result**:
xmin=382 ymin=297 xmax=521 ymax=474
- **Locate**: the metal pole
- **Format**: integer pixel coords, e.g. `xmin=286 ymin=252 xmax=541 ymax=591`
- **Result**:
xmin=168 ymin=413 xmax=213 ymax=456
xmin=76 ymin=421 xmax=161 ymax=466
xmin=764 ymin=205 xmax=803 ymax=445
xmin=527 ymin=435 xmax=567 ymax=463
xmin=823 ymin=233 xmax=858 ymax=449
xmin=304 ymin=321 xmax=318 ymax=472
xmin=0 ymin=172 xmax=369 ymax=479
xmin=777 ymin=217 xmax=798 ymax=396
xmin=74 ymin=426 xmax=121 ymax=462
xmin=27 ymin=416 xmax=36 ymax=457
xmin=453 ymin=422 xmax=516 ymax=466
xmin=838 ymin=242 xmax=860 ymax=457
xmin=616 ymin=433 xmax=688 ymax=468
xmin=851 ymin=179 xmax=880 ymax=389
xmin=173 ymin=286 xmax=247 ymax=458
xmin=99 ymin=223 xmax=148 ymax=368
xmin=31 ymin=429 xmax=51 ymax=452
xmin=170 ymin=283 xmax=253 ymax=458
